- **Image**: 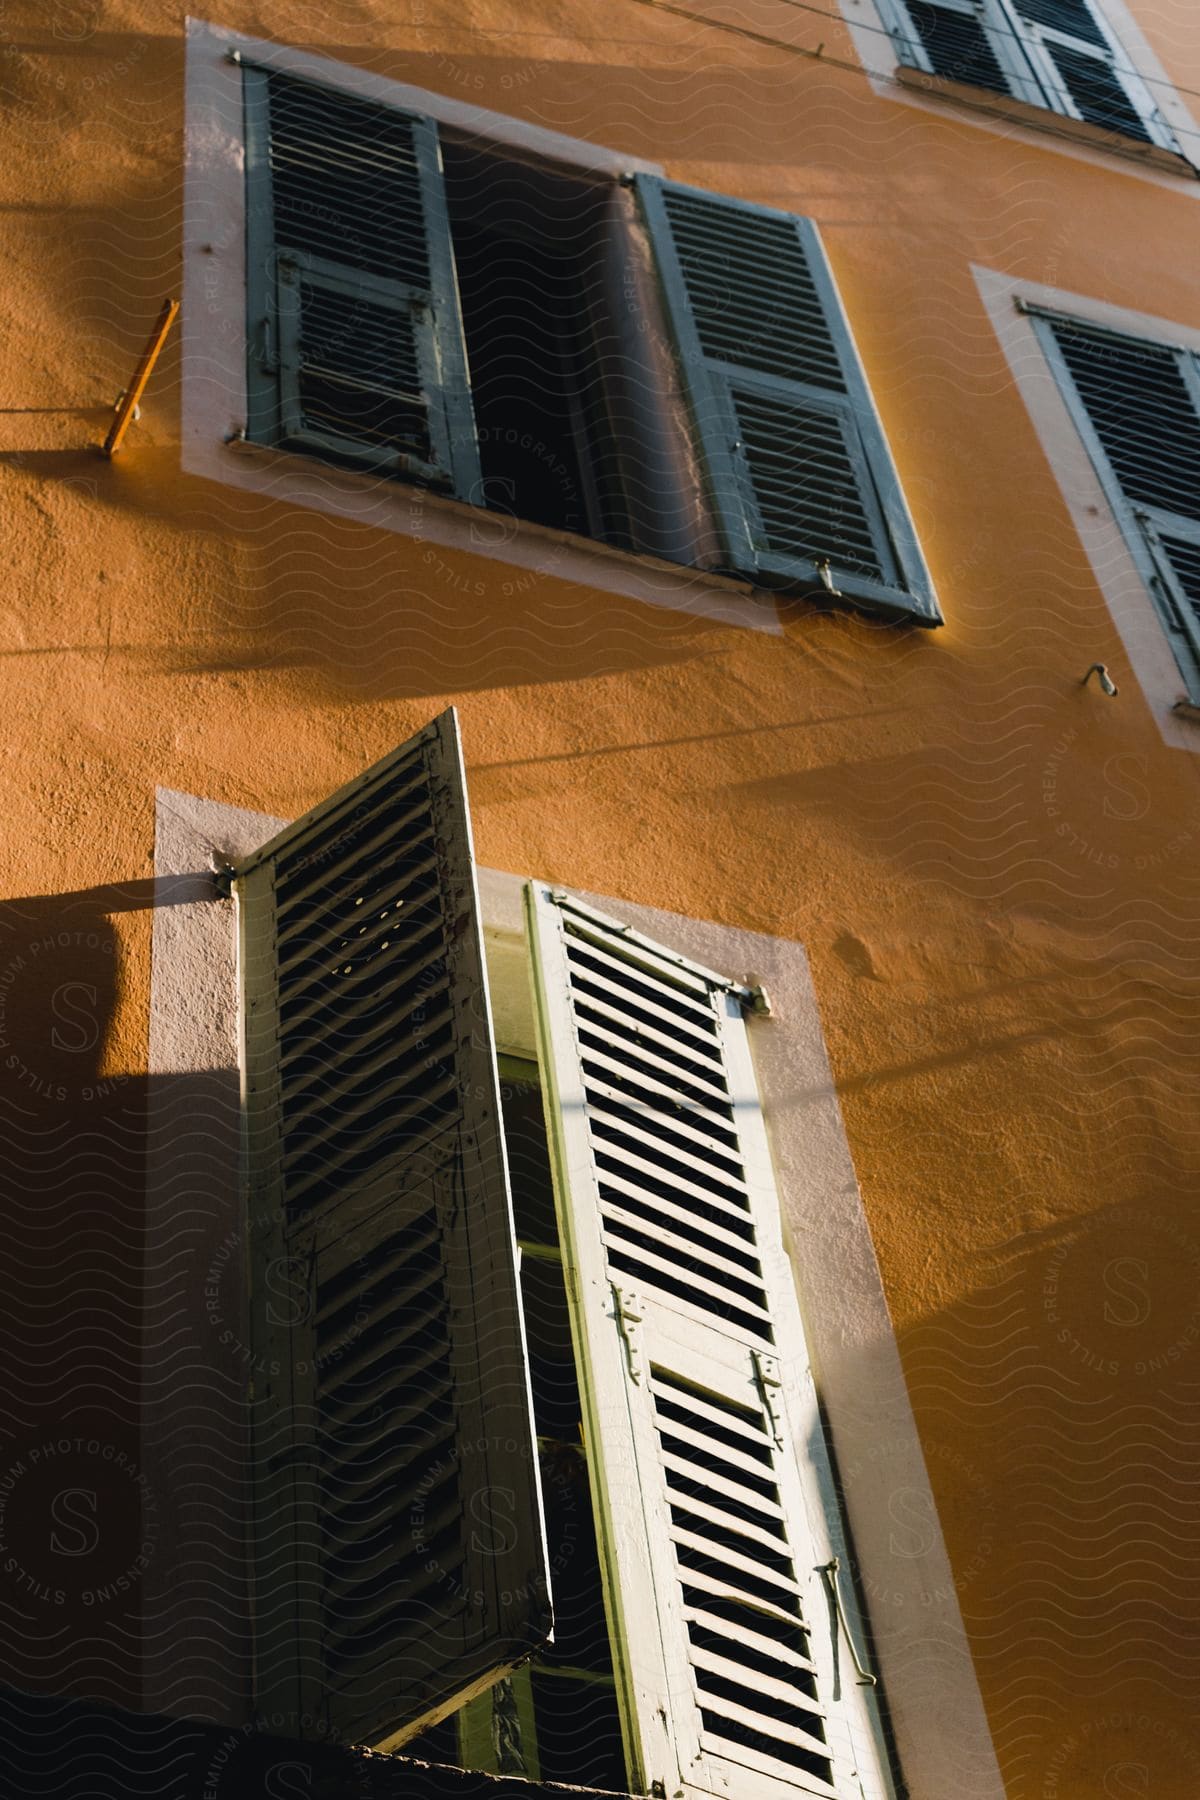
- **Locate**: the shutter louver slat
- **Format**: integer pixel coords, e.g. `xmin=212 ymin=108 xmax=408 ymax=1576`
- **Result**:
xmin=238 ymin=709 xmax=550 ymax=1749
xmin=1046 ymin=43 xmax=1152 ymax=140
xmin=905 ymin=1 xmax=1012 ymax=92
xmin=638 ymin=175 xmax=940 ymax=622
xmin=244 ymin=69 xmax=481 ymax=494
xmin=527 ymin=886 xmax=896 ymax=1798
xmin=1036 ymin=309 xmax=1200 ymax=701
xmin=1049 ymin=323 xmax=1200 ymax=522
xmin=1013 ymin=0 xmax=1105 ymax=47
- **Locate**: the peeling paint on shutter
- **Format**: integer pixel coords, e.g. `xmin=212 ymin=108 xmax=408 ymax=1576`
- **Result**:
xmin=237 ymin=709 xmax=550 ymax=1748
xmin=243 ymin=68 xmax=482 ymax=495
xmin=526 ymin=885 xmax=897 ymax=1800
xmin=637 ymin=176 xmax=940 ymax=624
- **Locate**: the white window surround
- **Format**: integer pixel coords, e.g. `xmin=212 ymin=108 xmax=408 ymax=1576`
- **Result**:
xmin=836 ymin=0 xmax=1200 ymax=186
xmin=975 ymin=263 xmax=1200 ymax=751
xmin=182 ymin=17 xmax=781 ymax=637
xmin=144 ymin=783 xmax=1005 ymax=1799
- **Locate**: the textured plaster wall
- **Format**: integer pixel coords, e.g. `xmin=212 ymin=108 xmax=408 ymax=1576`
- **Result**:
xmin=1 ymin=2 xmax=1200 ymax=1795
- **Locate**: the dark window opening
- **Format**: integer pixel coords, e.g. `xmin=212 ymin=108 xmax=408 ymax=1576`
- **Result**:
xmin=406 ymin=1060 xmax=629 ymax=1790
xmin=440 ymin=142 xmax=627 ymax=543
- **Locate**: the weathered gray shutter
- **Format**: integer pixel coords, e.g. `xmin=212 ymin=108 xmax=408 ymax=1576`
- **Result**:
xmin=883 ymin=0 xmax=1022 ymax=94
xmin=236 ymin=710 xmax=549 ymax=1748
xmin=242 ymin=65 xmax=482 ymax=495
xmin=1032 ymin=308 xmax=1200 ymax=700
xmin=525 ymin=887 xmax=896 ymax=1800
xmin=637 ymin=176 xmax=940 ymax=624
xmin=878 ymin=0 xmax=1045 ymax=101
xmin=1009 ymin=0 xmax=1177 ymax=146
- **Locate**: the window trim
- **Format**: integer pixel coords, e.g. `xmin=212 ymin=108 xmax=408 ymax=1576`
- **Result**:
xmin=840 ymin=0 xmax=1200 ymax=181
xmin=975 ymin=262 xmax=1200 ymax=748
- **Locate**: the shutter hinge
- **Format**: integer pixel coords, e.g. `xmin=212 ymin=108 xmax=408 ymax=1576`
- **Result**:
xmin=740 ymin=981 xmax=772 ymax=1018
xmin=819 ymin=1556 xmax=878 ymax=1687
xmin=815 ymin=557 xmax=842 ymax=597
xmin=210 ymin=856 xmax=236 ymax=898
xmin=751 ymin=1350 xmax=785 ymax=1450
xmin=610 ymin=1282 xmax=642 ymax=1384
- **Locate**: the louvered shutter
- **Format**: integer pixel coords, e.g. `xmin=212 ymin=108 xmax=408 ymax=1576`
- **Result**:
xmin=1033 ymin=310 xmax=1200 ymax=699
xmin=236 ymin=709 xmax=550 ymax=1748
xmin=1009 ymin=0 xmax=1176 ymax=147
xmin=637 ymin=176 xmax=940 ymax=624
xmin=243 ymin=66 xmax=482 ymax=495
xmin=525 ymin=887 xmax=896 ymax=1800
xmin=884 ymin=0 xmax=1027 ymax=96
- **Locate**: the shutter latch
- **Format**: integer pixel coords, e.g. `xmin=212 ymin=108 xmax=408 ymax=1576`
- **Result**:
xmin=610 ymin=1282 xmax=642 ymax=1385
xmin=819 ymin=1556 xmax=878 ymax=1687
xmin=815 ymin=558 xmax=842 ymax=597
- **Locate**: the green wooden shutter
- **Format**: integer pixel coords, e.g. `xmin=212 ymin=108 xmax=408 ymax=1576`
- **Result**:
xmin=637 ymin=176 xmax=940 ymax=624
xmin=243 ymin=66 xmax=482 ymax=496
xmin=1032 ymin=308 xmax=1200 ymax=701
xmin=525 ymin=886 xmax=896 ymax=1800
xmin=236 ymin=709 xmax=549 ymax=1749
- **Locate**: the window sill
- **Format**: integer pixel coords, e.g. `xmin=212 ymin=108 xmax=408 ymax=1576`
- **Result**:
xmin=221 ymin=432 xmax=784 ymax=636
xmin=894 ymin=64 xmax=1198 ymax=180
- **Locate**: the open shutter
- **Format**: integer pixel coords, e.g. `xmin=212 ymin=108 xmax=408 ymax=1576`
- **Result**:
xmin=237 ymin=709 xmax=549 ymax=1748
xmin=243 ymin=66 xmax=482 ymax=495
xmin=1009 ymin=0 xmax=1180 ymax=148
xmin=1032 ymin=308 xmax=1200 ymax=700
xmin=525 ymin=886 xmax=896 ymax=1800
xmin=637 ymin=176 xmax=939 ymax=624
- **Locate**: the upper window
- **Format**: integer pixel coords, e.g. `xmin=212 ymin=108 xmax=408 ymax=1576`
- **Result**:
xmin=1031 ymin=307 xmax=1200 ymax=704
xmin=874 ymin=0 xmax=1184 ymax=155
xmin=233 ymin=55 xmax=940 ymax=625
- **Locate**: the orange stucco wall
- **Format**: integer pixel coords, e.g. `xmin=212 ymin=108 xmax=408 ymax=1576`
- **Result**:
xmin=2 ymin=2 xmax=1199 ymax=1793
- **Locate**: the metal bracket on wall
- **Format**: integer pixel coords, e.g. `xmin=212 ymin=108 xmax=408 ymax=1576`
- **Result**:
xmin=101 ymin=298 xmax=179 ymax=458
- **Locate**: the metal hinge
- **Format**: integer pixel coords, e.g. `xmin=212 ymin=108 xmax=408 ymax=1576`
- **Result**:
xmin=815 ymin=557 xmax=842 ymax=597
xmin=610 ymin=1282 xmax=642 ymax=1384
xmin=751 ymin=1350 xmax=785 ymax=1449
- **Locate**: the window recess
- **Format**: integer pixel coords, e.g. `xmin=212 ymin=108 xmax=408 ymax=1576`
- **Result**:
xmin=1029 ymin=305 xmax=1200 ymax=704
xmin=876 ymin=0 xmax=1185 ymax=156
xmin=239 ymin=57 xmax=941 ymax=625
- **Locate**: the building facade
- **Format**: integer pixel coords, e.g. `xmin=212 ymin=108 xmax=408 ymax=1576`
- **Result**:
xmin=2 ymin=2 xmax=1199 ymax=1796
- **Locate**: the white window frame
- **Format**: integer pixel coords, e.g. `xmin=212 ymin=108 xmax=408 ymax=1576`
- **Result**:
xmin=975 ymin=262 xmax=1200 ymax=750
xmin=839 ymin=0 xmax=1199 ymax=182
xmin=145 ymin=785 xmax=1005 ymax=1797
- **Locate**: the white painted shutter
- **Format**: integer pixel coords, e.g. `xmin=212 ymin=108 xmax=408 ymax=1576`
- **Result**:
xmin=236 ymin=709 xmax=550 ymax=1748
xmin=525 ymin=886 xmax=896 ymax=1800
